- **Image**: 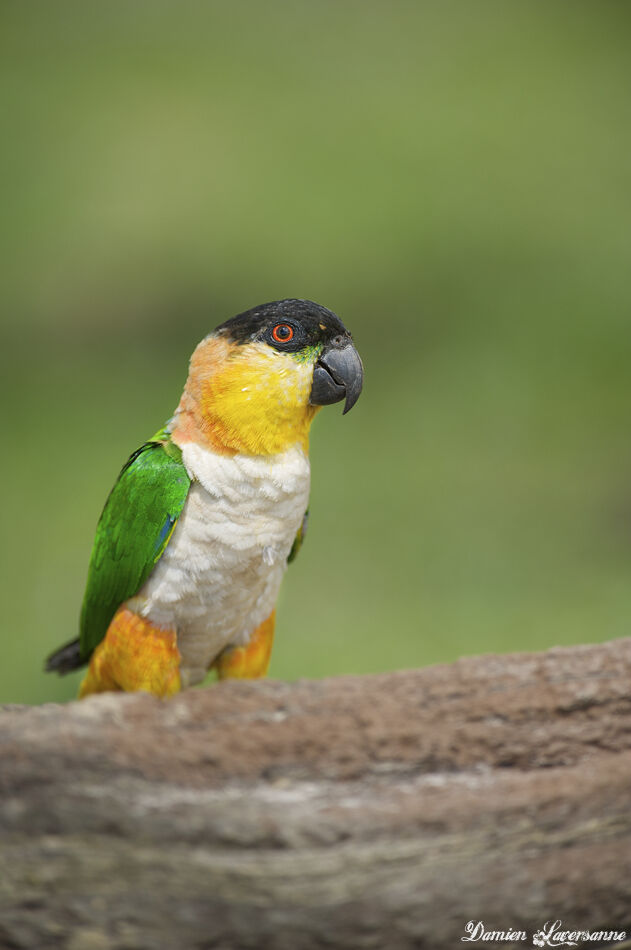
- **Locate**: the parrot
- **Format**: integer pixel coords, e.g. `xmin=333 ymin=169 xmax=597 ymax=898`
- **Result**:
xmin=45 ymin=299 xmax=363 ymax=698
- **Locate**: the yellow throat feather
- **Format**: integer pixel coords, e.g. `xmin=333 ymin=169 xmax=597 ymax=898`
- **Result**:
xmin=171 ymin=337 xmax=321 ymax=456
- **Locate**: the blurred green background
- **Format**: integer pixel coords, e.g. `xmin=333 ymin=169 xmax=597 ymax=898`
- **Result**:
xmin=2 ymin=1 xmax=631 ymax=704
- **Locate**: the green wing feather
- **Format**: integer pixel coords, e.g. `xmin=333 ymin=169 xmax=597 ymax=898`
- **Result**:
xmin=79 ymin=428 xmax=191 ymax=660
xmin=287 ymin=509 xmax=309 ymax=564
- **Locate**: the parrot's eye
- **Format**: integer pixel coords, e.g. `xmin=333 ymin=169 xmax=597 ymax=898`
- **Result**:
xmin=271 ymin=323 xmax=294 ymax=344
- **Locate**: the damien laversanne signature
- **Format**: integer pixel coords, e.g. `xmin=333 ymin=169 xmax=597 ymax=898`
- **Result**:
xmin=461 ymin=920 xmax=627 ymax=946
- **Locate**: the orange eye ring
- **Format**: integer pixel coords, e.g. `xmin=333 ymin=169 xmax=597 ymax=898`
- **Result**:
xmin=272 ymin=323 xmax=294 ymax=344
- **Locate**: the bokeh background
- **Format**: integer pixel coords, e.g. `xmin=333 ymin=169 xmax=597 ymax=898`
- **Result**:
xmin=3 ymin=1 xmax=631 ymax=704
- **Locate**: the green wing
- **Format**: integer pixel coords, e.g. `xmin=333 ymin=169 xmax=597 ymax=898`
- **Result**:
xmin=79 ymin=429 xmax=191 ymax=660
xmin=287 ymin=509 xmax=309 ymax=564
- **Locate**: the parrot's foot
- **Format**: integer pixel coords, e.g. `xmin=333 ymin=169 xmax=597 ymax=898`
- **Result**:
xmin=79 ymin=606 xmax=181 ymax=698
xmin=214 ymin=611 xmax=275 ymax=680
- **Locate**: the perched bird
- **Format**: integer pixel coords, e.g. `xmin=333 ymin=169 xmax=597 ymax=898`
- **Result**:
xmin=46 ymin=299 xmax=363 ymax=698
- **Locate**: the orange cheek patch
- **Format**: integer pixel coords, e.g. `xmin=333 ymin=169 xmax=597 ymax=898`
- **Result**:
xmin=214 ymin=611 xmax=276 ymax=680
xmin=79 ymin=606 xmax=181 ymax=698
xmin=170 ymin=337 xmax=240 ymax=456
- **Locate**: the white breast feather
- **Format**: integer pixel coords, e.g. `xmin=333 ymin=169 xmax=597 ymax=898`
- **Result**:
xmin=129 ymin=443 xmax=310 ymax=687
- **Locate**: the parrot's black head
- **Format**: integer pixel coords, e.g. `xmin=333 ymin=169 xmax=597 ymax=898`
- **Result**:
xmin=218 ymin=298 xmax=348 ymax=350
xmin=215 ymin=298 xmax=364 ymax=414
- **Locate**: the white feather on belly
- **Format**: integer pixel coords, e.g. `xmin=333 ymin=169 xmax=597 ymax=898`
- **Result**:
xmin=129 ymin=442 xmax=310 ymax=687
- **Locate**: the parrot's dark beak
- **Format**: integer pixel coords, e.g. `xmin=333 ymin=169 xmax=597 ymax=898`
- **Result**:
xmin=309 ymin=340 xmax=364 ymax=414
